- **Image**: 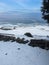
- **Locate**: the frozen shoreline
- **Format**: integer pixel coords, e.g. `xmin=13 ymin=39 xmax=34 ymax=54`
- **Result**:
xmin=0 ymin=41 xmax=49 ymax=65
xmin=0 ymin=24 xmax=49 ymax=50
xmin=0 ymin=24 xmax=49 ymax=40
xmin=0 ymin=24 xmax=49 ymax=65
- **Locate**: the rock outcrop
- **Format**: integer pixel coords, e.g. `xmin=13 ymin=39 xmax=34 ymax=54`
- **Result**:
xmin=28 ymin=39 xmax=49 ymax=50
xmin=24 ymin=32 xmax=33 ymax=37
xmin=0 ymin=33 xmax=29 ymax=44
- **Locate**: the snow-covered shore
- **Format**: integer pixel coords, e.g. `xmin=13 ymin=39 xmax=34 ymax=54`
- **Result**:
xmin=0 ymin=24 xmax=49 ymax=65
xmin=0 ymin=24 xmax=49 ymax=40
xmin=0 ymin=41 xmax=49 ymax=65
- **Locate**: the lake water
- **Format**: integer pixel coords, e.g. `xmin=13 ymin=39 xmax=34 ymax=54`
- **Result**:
xmin=0 ymin=12 xmax=47 ymax=26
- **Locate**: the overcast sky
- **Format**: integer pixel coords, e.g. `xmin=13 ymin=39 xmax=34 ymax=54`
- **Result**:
xmin=0 ymin=0 xmax=42 ymax=13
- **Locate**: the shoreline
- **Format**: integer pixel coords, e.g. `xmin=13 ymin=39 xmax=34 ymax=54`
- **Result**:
xmin=0 ymin=33 xmax=49 ymax=50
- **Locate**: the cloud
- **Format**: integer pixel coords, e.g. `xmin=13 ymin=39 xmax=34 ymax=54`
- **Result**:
xmin=0 ymin=2 xmax=5 ymax=6
xmin=0 ymin=0 xmax=42 ymax=12
xmin=12 ymin=0 xmax=41 ymax=12
xmin=0 ymin=2 xmax=9 ymax=12
xmin=0 ymin=2 xmax=15 ymax=12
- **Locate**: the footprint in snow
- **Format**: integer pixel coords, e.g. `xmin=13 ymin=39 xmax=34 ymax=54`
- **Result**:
xmin=17 ymin=48 xmax=20 ymax=50
xmin=5 ymin=53 xmax=8 ymax=55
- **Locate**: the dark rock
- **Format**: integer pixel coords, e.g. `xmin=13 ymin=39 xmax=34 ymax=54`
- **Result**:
xmin=0 ymin=34 xmax=29 ymax=44
xmin=16 ymin=37 xmax=29 ymax=44
xmin=28 ymin=39 xmax=49 ymax=50
xmin=0 ymin=34 xmax=16 ymax=42
xmin=0 ymin=27 xmax=12 ymax=30
xmin=24 ymin=32 xmax=33 ymax=37
xmin=24 ymin=40 xmax=29 ymax=43
xmin=47 ymin=36 xmax=49 ymax=38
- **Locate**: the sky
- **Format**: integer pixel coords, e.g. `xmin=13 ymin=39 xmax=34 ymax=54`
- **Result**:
xmin=0 ymin=0 xmax=42 ymax=13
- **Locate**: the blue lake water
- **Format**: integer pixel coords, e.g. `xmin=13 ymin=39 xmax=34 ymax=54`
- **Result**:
xmin=0 ymin=12 xmax=47 ymax=25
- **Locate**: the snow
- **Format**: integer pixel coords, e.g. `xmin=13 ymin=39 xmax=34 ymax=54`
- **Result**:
xmin=0 ymin=41 xmax=49 ymax=65
xmin=0 ymin=25 xmax=49 ymax=40
xmin=0 ymin=24 xmax=49 ymax=65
